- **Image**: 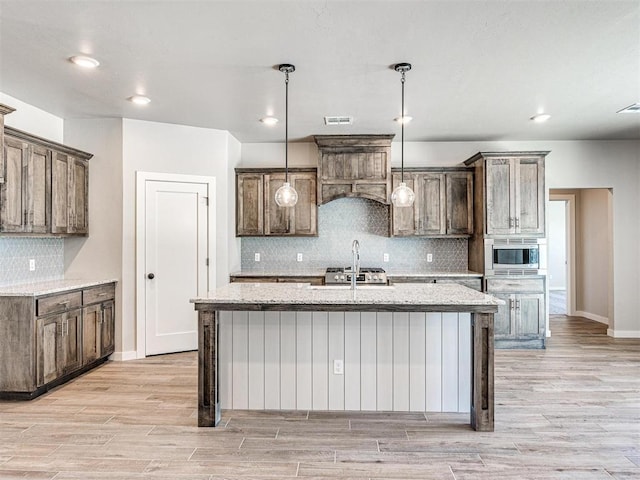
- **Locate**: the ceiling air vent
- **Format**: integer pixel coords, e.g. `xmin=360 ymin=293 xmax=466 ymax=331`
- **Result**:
xmin=617 ymin=103 xmax=640 ymax=114
xmin=324 ymin=116 xmax=353 ymax=126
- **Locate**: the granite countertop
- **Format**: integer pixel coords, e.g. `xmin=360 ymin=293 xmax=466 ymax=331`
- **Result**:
xmin=230 ymin=269 xmax=326 ymax=277
xmin=385 ymin=270 xmax=482 ymax=278
xmin=0 ymin=279 xmax=118 ymax=297
xmin=191 ymin=282 xmax=502 ymax=312
xmin=230 ymin=270 xmax=482 ymax=278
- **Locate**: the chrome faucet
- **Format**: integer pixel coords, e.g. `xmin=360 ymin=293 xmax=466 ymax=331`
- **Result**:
xmin=351 ymin=239 xmax=360 ymax=291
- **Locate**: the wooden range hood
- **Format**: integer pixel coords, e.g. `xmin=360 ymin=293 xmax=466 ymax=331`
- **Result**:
xmin=314 ymin=134 xmax=394 ymax=205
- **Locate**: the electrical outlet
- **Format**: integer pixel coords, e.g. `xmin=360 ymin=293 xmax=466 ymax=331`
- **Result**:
xmin=297 ymin=253 xmax=303 ymax=262
xmin=427 ymin=253 xmax=433 ymax=262
xmin=29 ymin=259 xmax=35 ymax=271
xmin=333 ymin=359 xmax=344 ymax=375
xmin=254 ymin=253 xmax=260 ymax=262
xmin=383 ymin=253 xmax=389 ymax=262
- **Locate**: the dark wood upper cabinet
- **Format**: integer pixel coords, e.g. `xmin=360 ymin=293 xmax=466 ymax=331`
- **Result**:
xmin=390 ymin=168 xmax=473 ymax=237
xmin=236 ymin=168 xmax=318 ymax=237
xmin=0 ymin=110 xmax=92 ymax=237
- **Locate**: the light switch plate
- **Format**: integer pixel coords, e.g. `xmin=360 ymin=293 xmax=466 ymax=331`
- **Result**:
xmin=29 ymin=259 xmax=35 ymax=271
xmin=297 ymin=253 xmax=303 ymax=262
xmin=383 ymin=253 xmax=389 ymax=262
xmin=254 ymin=253 xmax=260 ymax=262
xmin=427 ymin=253 xmax=433 ymax=262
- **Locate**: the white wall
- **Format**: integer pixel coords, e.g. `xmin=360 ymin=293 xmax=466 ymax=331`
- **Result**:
xmin=242 ymin=139 xmax=640 ymax=337
xmin=121 ymin=119 xmax=239 ymax=356
xmin=64 ymin=118 xmax=125 ymax=354
xmin=548 ymin=201 xmax=567 ymax=290
xmin=0 ymin=92 xmax=64 ymax=141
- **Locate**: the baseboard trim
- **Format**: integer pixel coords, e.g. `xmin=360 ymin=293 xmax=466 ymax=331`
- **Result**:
xmin=110 ymin=350 xmax=138 ymax=362
xmin=574 ymin=310 xmax=609 ymax=325
xmin=607 ymin=328 xmax=640 ymax=338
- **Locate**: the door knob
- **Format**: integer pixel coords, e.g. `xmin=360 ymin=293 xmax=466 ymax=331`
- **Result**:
xmin=147 ymin=273 xmax=155 ymax=279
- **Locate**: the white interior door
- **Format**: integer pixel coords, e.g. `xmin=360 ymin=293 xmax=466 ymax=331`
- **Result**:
xmin=144 ymin=179 xmax=209 ymax=355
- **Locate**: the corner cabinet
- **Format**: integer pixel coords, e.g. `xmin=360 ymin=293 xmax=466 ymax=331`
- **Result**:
xmin=465 ymin=152 xmax=547 ymax=237
xmin=0 ymin=112 xmax=92 ymax=237
xmin=236 ymin=168 xmax=317 ymax=237
xmin=485 ymin=277 xmax=545 ymax=349
xmin=0 ymin=281 xmax=116 ymax=399
xmin=390 ymin=168 xmax=473 ymax=237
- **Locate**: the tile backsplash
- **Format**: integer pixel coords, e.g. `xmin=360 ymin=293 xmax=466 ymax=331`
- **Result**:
xmin=0 ymin=238 xmax=64 ymax=287
xmin=241 ymin=197 xmax=468 ymax=272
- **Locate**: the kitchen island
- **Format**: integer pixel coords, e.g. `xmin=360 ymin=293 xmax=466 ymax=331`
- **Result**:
xmin=191 ymin=282 xmax=501 ymax=431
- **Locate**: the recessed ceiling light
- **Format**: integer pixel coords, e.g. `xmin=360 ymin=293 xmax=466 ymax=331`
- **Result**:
xmin=617 ymin=103 xmax=640 ymax=113
xmin=69 ymin=55 xmax=100 ymax=69
xmin=530 ymin=113 xmax=551 ymax=123
xmin=260 ymin=116 xmax=279 ymax=125
xmin=128 ymin=95 xmax=151 ymax=105
xmin=394 ymin=116 xmax=413 ymax=124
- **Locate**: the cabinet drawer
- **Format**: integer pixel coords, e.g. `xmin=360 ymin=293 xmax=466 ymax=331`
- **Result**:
xmin=36 ymin=291 xmax=82 ymax=316
xmin=485 ymin=278 xmax=544 ymax=294
xmin=83 ymin=284 xmax=116 ymax=305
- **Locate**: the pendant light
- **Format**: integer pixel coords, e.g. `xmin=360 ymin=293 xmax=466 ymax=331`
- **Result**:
xmin=391 ymin=62 xmax=415 ymax=208
xmin=274 ymin=63 xmax=298 ymax=207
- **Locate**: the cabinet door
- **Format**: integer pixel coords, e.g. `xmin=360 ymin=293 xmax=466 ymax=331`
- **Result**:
xmin=445 ymin=172 xmax=473 ymax=235
xmin=492 ymin=293 xmax=515 ymax=338
xmin=25 ymin=145 xmax=51 ymax=233
xmin=36 ymin=315 xmax=63 ymax=386
xmin=51 ymin=151 xmax=70 ymax=234
xmin=290 ymin=173 xmax=317 ymax=236
xmin=417 ymin=173 xmax=445 ymax=235
xmin=485 ymin=158 xmax=515 ymax=235
xmin=1 ymin=136 xmax=27 ymax=232
xmin=236 ymin=173 xmax=264 ymax=235
xmin=517 ymin=293 xmax=545 ymax=337
xmin=390 ymin=173 xmax=416 ymax=236
xmin=264 ymin=173 xmax=290 ymax=235
xmin=62 ymin=309 xmax=83 ymax=374
xmin=69 ymin=158 xmax=88 ymax=234
xmin=515 ymin=157 xmax=545 ymax=235
xmin=82 ymin=304 xmax=101 ymax=364
xmin=100 ymin=300 xmax=115 ymax=357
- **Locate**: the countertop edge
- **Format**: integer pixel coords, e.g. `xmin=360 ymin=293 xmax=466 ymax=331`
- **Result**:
xmin=0 ymin=279 xmax=118 ymax=296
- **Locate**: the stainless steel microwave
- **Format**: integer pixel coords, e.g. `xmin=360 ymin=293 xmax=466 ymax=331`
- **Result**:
xmin=484 ymin=238 xmax=547 ymax=275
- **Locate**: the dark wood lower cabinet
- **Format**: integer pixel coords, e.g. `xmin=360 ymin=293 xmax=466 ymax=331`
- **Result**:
xmin=0 ymin=281 xmax=116 ymax=399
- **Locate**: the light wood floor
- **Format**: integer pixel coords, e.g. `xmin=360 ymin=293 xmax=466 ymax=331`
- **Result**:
xmin=0 ymin=316 xmax=638 ymax=479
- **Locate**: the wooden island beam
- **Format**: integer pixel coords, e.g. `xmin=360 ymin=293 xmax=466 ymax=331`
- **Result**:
xmin=191 ymin=282 xmax=501 ymax=431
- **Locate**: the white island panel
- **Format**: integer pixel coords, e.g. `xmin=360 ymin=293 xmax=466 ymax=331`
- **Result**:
xmin=218 ymin=310 xmax=471 ymax=413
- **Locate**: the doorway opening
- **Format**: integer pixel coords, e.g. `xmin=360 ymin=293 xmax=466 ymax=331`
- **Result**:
xmin=548 ymin=188 xmax=613 ymax=335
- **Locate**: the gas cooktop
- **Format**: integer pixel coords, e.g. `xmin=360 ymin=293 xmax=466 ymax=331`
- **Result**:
xmin=324 ymin=267 xmax=387 ymax=285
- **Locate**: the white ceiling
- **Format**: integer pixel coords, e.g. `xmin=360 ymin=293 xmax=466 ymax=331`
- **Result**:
xmin=0 ymin=0 xmax=638 ymax=143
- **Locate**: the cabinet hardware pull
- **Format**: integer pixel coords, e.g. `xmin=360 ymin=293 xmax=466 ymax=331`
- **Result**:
xmin=57 ymin=300 xmax=70 ymax=306
xmin=509 ymin=217 xmax=514 ymax=228
xmin=515 ymin=217 xmax=520 ymax=228
xmin=98 ymin=293 xmax=108 ymax=296
xmin=516 ymin=299 xmax=521 ymax=310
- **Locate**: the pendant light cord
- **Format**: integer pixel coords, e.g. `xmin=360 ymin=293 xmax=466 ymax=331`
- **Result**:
xmin=285 ymin=71 xmax=289 ymax=183
xmin=401 ymin=70 xmax=406 ymax=184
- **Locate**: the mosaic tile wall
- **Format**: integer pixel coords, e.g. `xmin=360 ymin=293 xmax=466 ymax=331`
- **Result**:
xmin=0 ymin=238 xmax=64 ymax=286
xmin=241 ymin=198 xmax=468 ymax=272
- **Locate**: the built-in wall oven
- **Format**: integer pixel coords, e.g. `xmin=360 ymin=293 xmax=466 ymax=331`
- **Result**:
xmin=484 ymin=238 xmax=547 ymax=276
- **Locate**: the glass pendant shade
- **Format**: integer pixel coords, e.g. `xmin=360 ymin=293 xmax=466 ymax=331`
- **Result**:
xmin=391 ymin=181 xmax=415 ymax=207
xmin=275 ymin=181 xmax=298 ymax=207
